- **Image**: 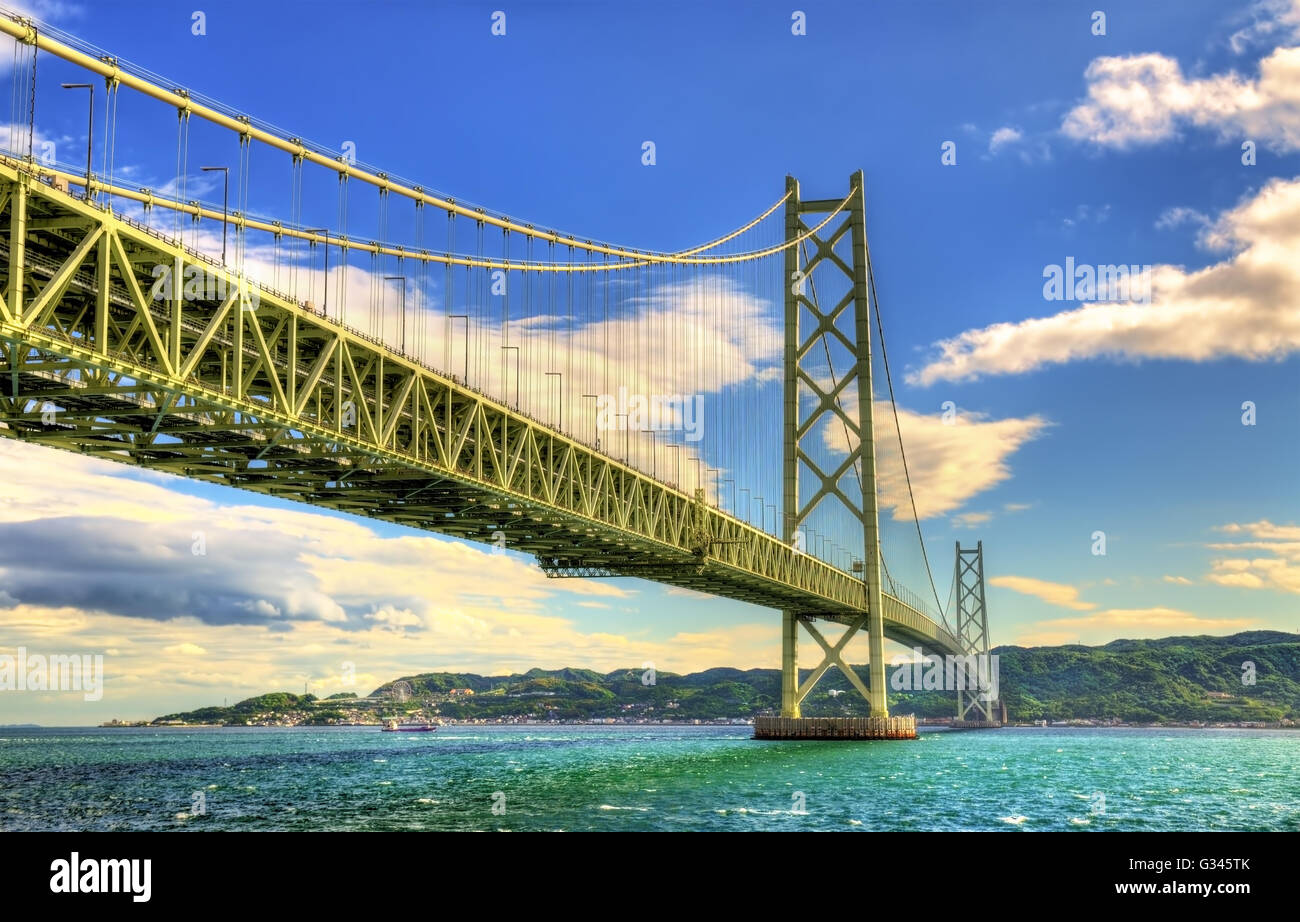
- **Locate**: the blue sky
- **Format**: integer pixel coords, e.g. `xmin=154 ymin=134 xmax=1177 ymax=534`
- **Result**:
xmin=1 ymin=0 xmax=1298 ymax=722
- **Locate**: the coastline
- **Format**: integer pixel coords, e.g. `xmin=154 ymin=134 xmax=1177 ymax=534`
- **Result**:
xmin=88 ymin=718 xmax=1300 ymax=730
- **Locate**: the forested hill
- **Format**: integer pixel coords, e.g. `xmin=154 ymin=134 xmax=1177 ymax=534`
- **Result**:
xmin=153 ymin=631 xmax=1299 ymax=724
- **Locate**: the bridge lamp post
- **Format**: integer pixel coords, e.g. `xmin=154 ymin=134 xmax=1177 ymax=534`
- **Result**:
xmin=303 ymin=228 xmax=331 ymax=317
xmin=200 ymin=166 xmax=229 ymax=265
xmin=545 ymin=372 xmax=562 ymax=431
xmin=614 ymin=414 xmax=628 ymax=462
xmin=640 ymin=429 xmax=659 ymax=478
xmin=581 ymin=394 xmax=600 ymax=450
xmin=721 ymin=478 xmax=736 ymax=517
xmin=739 ymin=487 xmax=751 ymax=526
xmin=768 ymin=505 xmax=777 ymax=537
xmin=60 ymin=83 xmax=94 ymax=202
xmin=665 ymin=444 xmax=681 ymax=488
xmin=501 ymin=345 xmax=520 ymax=407
xmin=449 ymin=314 xmax=468 ymax=382
xmin=384 ymin=276 xmax=407 ymax=354
xmin=706 ymin=468 xmax=719 ymax=507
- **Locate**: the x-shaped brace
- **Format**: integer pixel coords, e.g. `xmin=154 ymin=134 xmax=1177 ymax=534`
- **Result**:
xmin=796 ymin=615 xmax=872 ymax=705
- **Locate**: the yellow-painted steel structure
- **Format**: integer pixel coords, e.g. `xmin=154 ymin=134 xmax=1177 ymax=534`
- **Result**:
xmin=0 ymin=159 xmax=966 ymax=657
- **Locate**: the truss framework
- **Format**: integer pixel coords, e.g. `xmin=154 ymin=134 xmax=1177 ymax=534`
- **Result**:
xmin=955 ymin=541 xmax=996 ymax=722
xmin=780 ymin=172 xmax=891 ymax=717
xmin=0 ymin=161 xmax=965 ymax=654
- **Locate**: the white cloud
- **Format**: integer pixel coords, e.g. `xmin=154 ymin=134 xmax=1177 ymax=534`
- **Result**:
xmin=1155 ymin=206 xmax=1210 ymax=231
xmin=822 ymin=397 xmax=1049 ymax=520
xmin=0 ymin=437 xmax=799 ymax=722
xmin=4 ymin=1 xmax=83 ymax=21
xmin=1205 ymin=520 xmax=1300 ymax=593
xmin=989 ymin=126 xmax=1024 ymax=153
xmin=980 ymin=124 xmax=1051 ymax=163
xmin=989 ymin=575 xmax=1095 ymax=611
xmin=162 ymin=642 xmax=207 ymax=656
xmin=1062 ymin=43 xmax=1300 ymax=152
xmin=1062 ymin=204 xmax=1111 ymax=229
xmin=1228 ymin=0 xmax=1300 ymax=54
xmin=910 ymin=177 xmax=1300 ymax=385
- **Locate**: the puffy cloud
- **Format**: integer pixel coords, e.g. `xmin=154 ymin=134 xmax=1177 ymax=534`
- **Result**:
xmin=988 ymin=126 xmax=1024 ymax=153
xmin=0 ymin=438 xmax=627 ymax=629
xmin=1062 ymin=43 xmax=1300 ymax=152
xmin=1155 ymin=206 xmax=1209 ymax=231
xmin=910 ymin=177 xmax=1300 ymax=385
xmin=1229 ymin=0 xmax=1300 ymax=54
xmin=0 ymin=598 xmax=793 ymax=724
xmin=0 ymin=438 xmax=798 ymax=723
xmin=988 ymin=575 xmax=1096 ymax=611
xmin=1205 ymin=520 xmax=1300 ymax=593
xmin=825 ymin=400 xmax=1048 ymax=520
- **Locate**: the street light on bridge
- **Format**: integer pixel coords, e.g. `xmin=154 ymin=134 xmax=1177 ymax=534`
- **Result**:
xmin=544 ymin=372 xmax=562 ymax=431
xmin=60 ymin=83 xmax=93 ymax=202
xmin=449 ymin=314 xmax=468 ymax=382
xmin=641 ymin=429 xmax=658 ymax=478
xmin=581 ymin=393 xmax=600 ymax=449
xmin=501 ymin=345 xmax=520 ymax=407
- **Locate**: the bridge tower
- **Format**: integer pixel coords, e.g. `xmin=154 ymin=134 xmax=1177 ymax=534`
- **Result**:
xmin=954 ymin=541 xmax=999 ymax=723
xmin=778 ymin=171 xmax=890 ymax=723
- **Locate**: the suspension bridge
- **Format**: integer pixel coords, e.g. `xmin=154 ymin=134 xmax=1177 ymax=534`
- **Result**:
xmin=0 ymin=12 xmax=999 ymax=738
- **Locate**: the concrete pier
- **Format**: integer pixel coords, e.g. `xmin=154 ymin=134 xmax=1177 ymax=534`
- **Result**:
xmin=754 ymin=715 xmax=917 ymax=740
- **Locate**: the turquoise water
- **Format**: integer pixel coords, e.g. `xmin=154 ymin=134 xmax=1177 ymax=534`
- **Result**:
xmin=1 ymin=726 xmax=1295 ymax=831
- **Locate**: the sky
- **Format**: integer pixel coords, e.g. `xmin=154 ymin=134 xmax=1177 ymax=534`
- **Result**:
xmin=0 ymin=0 xmax=1297 ymax=724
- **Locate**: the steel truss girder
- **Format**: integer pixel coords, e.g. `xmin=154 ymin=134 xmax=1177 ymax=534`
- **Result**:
xmin=0 ymin=160 xmax=964 ymax=648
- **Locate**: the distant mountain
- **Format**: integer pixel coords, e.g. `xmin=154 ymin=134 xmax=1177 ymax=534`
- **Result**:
xmin=152 ymin=631 xmax=1300 ymax=725
xmin=985 ymin=630 xmax=1300 ymax=723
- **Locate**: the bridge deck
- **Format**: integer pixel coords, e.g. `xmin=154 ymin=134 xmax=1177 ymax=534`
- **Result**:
xmin=0 ymin=161 xmax=963 ymax=656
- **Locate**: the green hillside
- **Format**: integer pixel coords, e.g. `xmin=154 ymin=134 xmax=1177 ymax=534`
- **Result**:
xmin=152 ymin=631 xmax=1300 ymax=725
